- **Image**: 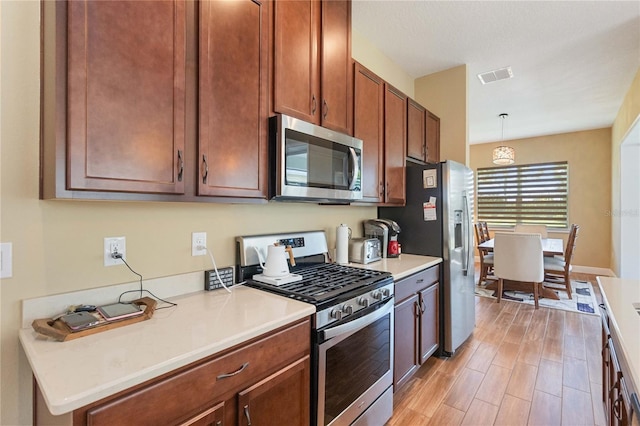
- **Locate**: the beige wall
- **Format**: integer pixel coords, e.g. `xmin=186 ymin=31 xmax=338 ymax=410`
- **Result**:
xmin=0 ymin=4 xmax=379 ymax=424
xmin=352 ymin=29 xmax=414 ymax=98
xmin=414 ymin=65 xmax=468 ymax=165
xmin=470 ymin=128 xmax=612 ymax=269
xmin=610 ymin=68 xmax=640 ymax=276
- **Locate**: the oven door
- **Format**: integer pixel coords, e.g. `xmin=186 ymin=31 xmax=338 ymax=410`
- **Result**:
xmin=317 ymin=297 xmax=394 ymax=426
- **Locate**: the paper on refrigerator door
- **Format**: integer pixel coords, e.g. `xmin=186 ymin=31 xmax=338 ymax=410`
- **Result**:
xmin=423 ymin=197 xmax=437 ymax=221
xmin=422 ymin=169 xmax=437 ymax=188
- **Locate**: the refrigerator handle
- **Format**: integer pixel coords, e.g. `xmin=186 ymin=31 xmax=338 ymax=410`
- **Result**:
xmin=462 ymin=191 xmax=470 ymax=275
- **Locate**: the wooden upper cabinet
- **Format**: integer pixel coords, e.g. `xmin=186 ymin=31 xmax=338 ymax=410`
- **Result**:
xmin=272 ymin=0 xmax=319 ymax=123
xmin=384 ymin=84 xmax=407 ymax=205
xmin=198 ymin=0 xmax=269 ymax=198
xmin=407 ymin=99 xmax=427 ymax=162
xmin=426 ymin=110 xmax=441 ymax=164
xmin=353 ymin=62 xmax=384 ymax=203
xmin=67 ymin=1 xmax=186 ymax=194
xmin=319 ymin=0 xmax=353 ymax=134
xmin=273 ymin=0 xmax=352 ymax=135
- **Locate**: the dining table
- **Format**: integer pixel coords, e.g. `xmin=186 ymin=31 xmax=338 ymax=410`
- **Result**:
xmin=478 ymin=237 xmax=565 ymax=300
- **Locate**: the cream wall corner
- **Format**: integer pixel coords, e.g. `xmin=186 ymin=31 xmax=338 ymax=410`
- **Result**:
xmin=352 ymin=28 xmax=414 ymax=98
xmin=414 ymin=65 xmax=468 ymax=165
xmin=469 ymin=128 xmax=612 ymax=269
xmin=611 ymin=67 xmax=640 ymax=276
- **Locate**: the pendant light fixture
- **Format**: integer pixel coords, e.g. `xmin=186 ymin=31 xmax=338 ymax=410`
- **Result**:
xmin=492 ymin=113 xmax=515 ymax=165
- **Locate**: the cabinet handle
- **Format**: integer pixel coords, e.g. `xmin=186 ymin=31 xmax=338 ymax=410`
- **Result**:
xmin=420 ymin=297 xmax=426 ymax=314
xmin=215 ymin=422 xmax=222 ymax=426
xmin=379 ymin=182 xmax=384 ymax=199
xmin=323 ymin=99 xmax=328 ymax=119
xmin=311 ymin=95 xmax=317 ymax=115
xmin=177 ymin=150 xmax=184 ymax=182
xmin=416 ymin=278 xmax=424 ymax=284
xmin=243 ymin=404 xmax=252 ymax=426
xmin=216 ymin=362 xmax=249 ymax=380
xmin=414 ymin=300 xmax=420 ymax=317
xmin=202 ymin=155 xmax=209 ymax=184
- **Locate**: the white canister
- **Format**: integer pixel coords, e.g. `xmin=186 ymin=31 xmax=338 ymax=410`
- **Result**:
xmin=336 ymin=224 xmax=351 ymax=264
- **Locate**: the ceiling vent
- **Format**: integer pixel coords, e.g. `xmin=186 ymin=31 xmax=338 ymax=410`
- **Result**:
xmin=477 ymin=66 xmax=513 ymax=84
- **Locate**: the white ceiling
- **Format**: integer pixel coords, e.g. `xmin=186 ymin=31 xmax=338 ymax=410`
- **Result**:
xmin=352 ymin=1 xmax=640 ymax=144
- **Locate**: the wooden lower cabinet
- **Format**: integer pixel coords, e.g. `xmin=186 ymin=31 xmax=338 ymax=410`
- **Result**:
xmin=601 ymin=308 xmax=635 ymax=425
xmin=393 ymin=266 xmax=440 ymax=390
xmin=237 ymin=356 xmax=310 ymax=426
xmin=35 ymin=319 xmax=310 ymax=426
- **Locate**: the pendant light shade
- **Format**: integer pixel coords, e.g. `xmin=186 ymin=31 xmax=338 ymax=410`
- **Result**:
xmin=493 ymin=146 xmax=515 ymax=165
xmin=492 ymin=113 xmax=514 ymax=165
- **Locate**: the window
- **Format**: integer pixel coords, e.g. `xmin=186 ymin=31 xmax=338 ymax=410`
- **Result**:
xmin=476 ymin=161 xmax=568 ymax=229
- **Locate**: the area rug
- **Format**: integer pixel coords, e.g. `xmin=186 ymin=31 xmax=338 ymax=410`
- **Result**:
xmin=475 ymin=280 xmax=600 ymax=316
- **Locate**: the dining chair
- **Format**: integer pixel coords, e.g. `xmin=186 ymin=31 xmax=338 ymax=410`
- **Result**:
xmin=544 ymin=224 xmax=579 ymax=299
xmin=474 ymin=222 xmax=494 ymax=285
xmin=494 ymin=232 xmax=545 ymax=309
xmin=479 ymin=221 xmax=491 ymax=242
xmin=514 ymin=224 xmax=548 ymax=238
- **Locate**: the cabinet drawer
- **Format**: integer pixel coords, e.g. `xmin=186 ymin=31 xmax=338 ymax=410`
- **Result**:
xmin=395 ymin=265 xmax=439 ymax=303
xmin=81 ymin=319 xmax=310 ymax=426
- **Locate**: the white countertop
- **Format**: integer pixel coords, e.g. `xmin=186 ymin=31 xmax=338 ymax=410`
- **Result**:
xmin=597 ymin=276 xmax=640 ymax=393
xmin=348 ymin=254 xmax=442 ymax=280
xmin=19 ymin=286 xmax=315 ymax=416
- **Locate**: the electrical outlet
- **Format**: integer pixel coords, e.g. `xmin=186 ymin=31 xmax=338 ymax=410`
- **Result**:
xmin=192 ymin=232 xmax=207 ymax=256
xmin=104 ymin=237 xmax=126 ymax=266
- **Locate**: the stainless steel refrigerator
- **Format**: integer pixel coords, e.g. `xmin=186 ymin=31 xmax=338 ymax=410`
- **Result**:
xmin=379 ymin=160 xmax=475 ymax=355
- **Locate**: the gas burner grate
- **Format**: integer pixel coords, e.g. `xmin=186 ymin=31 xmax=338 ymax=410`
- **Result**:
xmin=249 ymin=263 xmax=391 ymax=304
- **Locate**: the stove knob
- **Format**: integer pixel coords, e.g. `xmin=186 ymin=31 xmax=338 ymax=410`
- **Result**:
xmin=342 ymin=304 xmax=354 ymax=315
xmin=330 ymin=308 xmax=343 ymax=321
xmin=357 ymin=297 xmax=370 ymax=308
xmin=372 ymin=290 xmax=383 ymax=300
xmin=381 ymin=288 xmax=391 ymax=298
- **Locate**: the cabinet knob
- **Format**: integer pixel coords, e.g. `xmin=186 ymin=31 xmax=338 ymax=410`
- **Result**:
xmin=202 ymin=154 xmax=209 ymax=184
xmin=177 ymin=150 xmax=184 ymax=182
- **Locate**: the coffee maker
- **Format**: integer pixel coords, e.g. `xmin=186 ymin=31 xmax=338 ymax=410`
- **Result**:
xmin=364 ymin=219 xmax=402 ymax=258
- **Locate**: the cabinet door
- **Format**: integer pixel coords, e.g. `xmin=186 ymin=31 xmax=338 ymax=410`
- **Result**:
xmin=320 ymin=0 xmax=353 ymax=134
xmin=354 ymin=62 xmax=384 ymax=202
xmin=426 ymin=111 xmax=440 ymax=164
xmin=238 ymin=356 xmax=310 ymax=426
xmin=198 ymin=0 xmax=268 ymax=198
xmin=272 ymin=0 xmax=320 ymax=123
xmin=67 ymin=1 xmax=186 ymax=194
xmin=394 ymin=295 xmax=419 ymax=390
xmin=384 ymin=84 xmax=407 ymax=205
xmin=407 ymin=99 xmax=426 ymax=162
xmin=418 ymin=283 xmax=439 ymax=363
xmin=177 ymin=401 xmax=224 ymax=426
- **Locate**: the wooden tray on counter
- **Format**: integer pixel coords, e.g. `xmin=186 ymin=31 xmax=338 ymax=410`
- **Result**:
xmin=32 ymin=297 xmax=156 ymax=342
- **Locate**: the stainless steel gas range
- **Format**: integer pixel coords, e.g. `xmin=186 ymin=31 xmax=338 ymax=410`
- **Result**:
xmin=236 ymin=230 xmax=394 ymax=426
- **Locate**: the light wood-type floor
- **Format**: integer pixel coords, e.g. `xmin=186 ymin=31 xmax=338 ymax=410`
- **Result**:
xmin=387 ymin=271 xmax=606 ymax=426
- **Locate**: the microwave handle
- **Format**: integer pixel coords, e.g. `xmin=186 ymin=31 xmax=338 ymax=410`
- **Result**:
xmin=348 ymin=147 xmax=360 ymax=190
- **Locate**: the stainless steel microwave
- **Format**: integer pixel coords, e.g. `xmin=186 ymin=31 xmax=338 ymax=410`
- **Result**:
xmin=269 ymin=114 xmax=363 ymax=203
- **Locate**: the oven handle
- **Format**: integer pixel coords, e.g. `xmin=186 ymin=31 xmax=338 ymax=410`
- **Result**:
xmin=322 ymin=298 xmax=394 ymax=340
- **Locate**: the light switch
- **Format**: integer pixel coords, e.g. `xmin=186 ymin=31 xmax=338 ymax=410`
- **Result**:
xmin=1 ymin=242 xmax=13 ymax=278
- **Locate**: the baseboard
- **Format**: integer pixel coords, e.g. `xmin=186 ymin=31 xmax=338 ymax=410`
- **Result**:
xmin=474 ymin=257 xmax=615 ymax=278
xmin=572 ymin=265 xmax=615 ymax=277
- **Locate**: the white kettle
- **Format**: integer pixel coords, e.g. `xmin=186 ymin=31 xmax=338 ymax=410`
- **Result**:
xmin=255 ymin=245 xmax=295 ymax=277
